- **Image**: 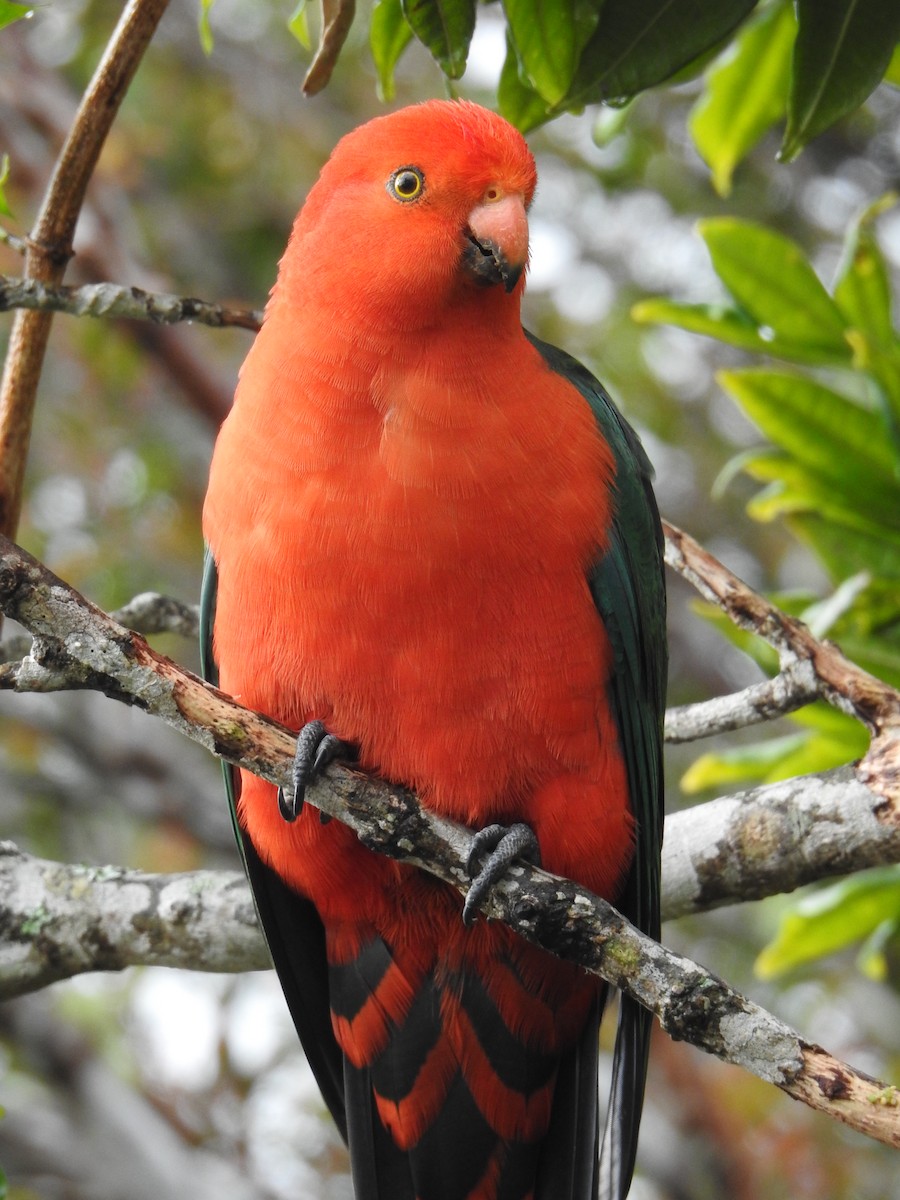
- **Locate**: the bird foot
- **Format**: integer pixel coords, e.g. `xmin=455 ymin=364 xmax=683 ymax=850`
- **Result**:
xmin=463 ymin=822 xmax=541 ymax=926
xmin=277 ymin=719 xmax=352 ymax=824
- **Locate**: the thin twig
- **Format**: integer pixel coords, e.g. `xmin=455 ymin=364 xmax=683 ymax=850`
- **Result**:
xmin=0 ymin=275 xmax=262 ymax=331
xmin=0 ymin=0 xmax=170 ymax=538
xmin=0 ymin=227 xmax=27 ymax=256
xmin=664 ymin=660 xmax=820 ymax=742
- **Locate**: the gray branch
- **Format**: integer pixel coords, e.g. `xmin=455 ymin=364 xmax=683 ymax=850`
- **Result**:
xmin=3 ymin=765 xmax=896 ymax=1002
xmin=0 ymin=842 xmax=268 ymax=997
xmin=0 ymin=274 xmax=262 ymax=331
xmin=1 ymin=590 xmax=200 ymax=662
xmin=664 ymin=659 xmax=820 ymax=742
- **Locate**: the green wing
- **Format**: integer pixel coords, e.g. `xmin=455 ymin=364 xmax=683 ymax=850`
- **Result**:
xmin=528 ymin=334 xmax=667 ymax=1200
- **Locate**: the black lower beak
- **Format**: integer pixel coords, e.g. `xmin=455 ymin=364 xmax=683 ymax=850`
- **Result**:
xmin=461 ymin=233 xmax=523 ymax=293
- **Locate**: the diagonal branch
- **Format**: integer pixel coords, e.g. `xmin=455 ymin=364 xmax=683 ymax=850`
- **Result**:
xmin=664 ymin=659 xmax=820 ymax=742
xmin=0 ymin=533 xmax=898 ymax=1147
xmin=663 ymin=520 xmax=900 ymax=805
xmin=0 ymin=0 xmax=170 ymax=538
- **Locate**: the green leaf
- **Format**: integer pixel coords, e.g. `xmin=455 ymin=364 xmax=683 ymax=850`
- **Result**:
xmin=782 ymin=0 xmax=900 ymax=160
xmin=402 ymin=0 xmax=476 ymax=79
xmin=689 ymin=1 xmax=795 ymax=196
xmin=370 ymin=0 xmax=414 ymax=101
xmin=739 ymin=449 xmax=900 ymax=534
xmin=789 ymin=512 xmax=900 ymax=582
xmin=856 ymin=918 xmax=898 ymax=980
xmin=719 ymin=370 xmax=900 ymax=512
xmin=756 ymin=867 xmax=900 ymax=977
xmin=288 ymin=0 xmax=312 ymax=50
xmin=886 ymin=42 xmax=900 ymax=86
xmin=0 ymin=1 xmax=30 ymax=33
xmin=681 ymin=733 xmax=809 ymax=794
xmin=198 ymin=0 xmax=215 ymax=55
xmin=563 ymin=0 xmax=758 ymax=108
xmin=833 ymin=195 xmax=897 ymax=345
xmin=0 ymin=153 xmax=12 ymax=219
xmin=498 ymin=31 xmax=554 ymax=131
xmin=787 ymin=701 xmax=868 ymax=747
xmin=699 ymin=219 xmax=850 ymax=356
xmin=849 ymin=338 xmax=900 ymax=457
xmin=503 ymin=0 xmax=599 ymax=107
xmin=631 ymin=298 xmax=847 ymax=365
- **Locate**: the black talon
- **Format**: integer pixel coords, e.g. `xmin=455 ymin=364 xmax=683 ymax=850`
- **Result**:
xmin=278 ymin=718 xmax=353 ymax=824
xmin=278 ymin=786 xmax=299 ymax=823
xmin=463 ymin=821 xmax=541 ymax=926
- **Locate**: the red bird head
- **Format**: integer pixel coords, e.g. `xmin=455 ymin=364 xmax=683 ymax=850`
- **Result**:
xmin=274 ymin=101 xmax=538 ymax=331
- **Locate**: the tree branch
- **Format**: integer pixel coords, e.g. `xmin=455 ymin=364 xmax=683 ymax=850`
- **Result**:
xmin=0 ymin=0 xmax=170 ymax=538
xmin=0 ymin=842 xmax=268 ymax=997
xmin=3 ymin=762 xmax=897 ymax=999
xmin=661 ymin=766 xmax=900 ymax=918
xmin=664 ymin=659 xmax=820 ymax=742
xmin=663 ymin=521 xmax=900 ymax=806
xmin=1 ymin=533 xmax=899 ymax=1147
xmin=0 ymin=275 xmax=262 ymax=332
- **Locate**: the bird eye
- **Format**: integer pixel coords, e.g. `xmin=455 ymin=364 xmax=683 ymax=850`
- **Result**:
xmin=388 ymin=167 xmax=425 ymax=203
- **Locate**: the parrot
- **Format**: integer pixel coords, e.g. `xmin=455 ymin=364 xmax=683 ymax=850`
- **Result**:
xmin=200 ymin=99 xmax=666 ymax=1200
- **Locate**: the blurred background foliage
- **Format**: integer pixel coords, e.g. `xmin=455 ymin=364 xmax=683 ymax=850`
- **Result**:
xmin=0 ymin=1 xmax=899 ymax=1197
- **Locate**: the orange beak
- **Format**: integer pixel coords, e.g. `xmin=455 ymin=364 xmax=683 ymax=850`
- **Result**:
xmin=463 ymin=191 xmax=529 ymax=293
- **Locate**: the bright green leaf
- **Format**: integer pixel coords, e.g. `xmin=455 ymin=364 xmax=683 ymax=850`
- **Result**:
xmin=833 ymin=194 xmax=897 ymax=345
xmin=690 ymin=0 xmax=795 ymax=196
xmin=886 ymin=42 xmax=900 ymax=85
xmin=740 ymin=449 xmax=900 ymax=534
xmin=564 ymin=0 xmax=758 ymax=108
xmin=0 ymin=1 xmax=30 ymax=33
xmin=756 ymin=868 xmax=900 ymax=977
xmin=198 ymin=0 xmax=215 ymax=55
xmin=787 ymin=702 xmax=868 ymax=750
xmin=789 ymin=512 xmax=900 ymax=582
xmin=719 ymin=370 xmax=900 ymax=512
xmin=0 ymin=153 xmax=12 ymax=219
xmin=699 ymin=219 xmax=850 ymax=356
xmin=402 ymin=0 xmax=476 ymax=79
xmin=498 ymin=32 xmax=553 ymax=132
xmin=847 ymin=337 xmax=900 ymax=459
xmin=764 ymin=723 xmax=865 ymax=778
xmin=782 ymin=0 xmax=900 ymax=160
xmin=288 ymin=0 xmax=312 ymax=50
xmin=370 ymin=0 xmax=414 ymax=101
xmin=503 ymin=0 xmax=599 ymax=107
xmin=681 ymin=734 xmax=808 ymax=793
xmin=631 ymin=298 xmax=847 ymax=365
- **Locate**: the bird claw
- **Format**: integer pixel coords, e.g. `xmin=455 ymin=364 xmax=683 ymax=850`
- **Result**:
xmin=277 ymin=719 xmax=351 ymax=824
xmin=462 ymin=822 xmax=541 ymax=926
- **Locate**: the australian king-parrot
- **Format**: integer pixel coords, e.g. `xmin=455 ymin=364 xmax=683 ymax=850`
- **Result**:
xmin=201 ymin=99 xmax=666 ymax=1200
